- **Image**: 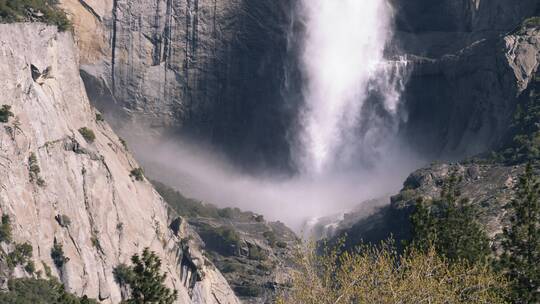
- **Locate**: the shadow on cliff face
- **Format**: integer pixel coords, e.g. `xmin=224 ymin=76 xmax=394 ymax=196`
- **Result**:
xmin=124 ymin=134 xmax=423 ymax=232
xmin=178 ymin=0 xmax=303 ymax=174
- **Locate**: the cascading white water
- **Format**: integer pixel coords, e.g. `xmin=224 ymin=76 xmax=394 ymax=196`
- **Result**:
xmin=297 ymin=0 xmax=401 ymax=174
xmin=130 ymin=0 xmax=419 ymax=234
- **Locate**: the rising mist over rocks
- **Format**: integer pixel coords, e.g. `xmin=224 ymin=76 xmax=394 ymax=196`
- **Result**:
xmin=62 ymin=0 xmax=539 ymax=231
xmin=0 ymin=1 xmax=539 ymax=302
xmin=120 ymin=135 xmax=422 ymax=232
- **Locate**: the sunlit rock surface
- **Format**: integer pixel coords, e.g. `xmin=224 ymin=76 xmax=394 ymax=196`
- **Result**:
xmin=0 ymin=23 xmax=239 ymax=304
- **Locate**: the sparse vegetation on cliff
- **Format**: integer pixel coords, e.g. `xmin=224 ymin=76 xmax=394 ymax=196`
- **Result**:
xmin=522 ymin=16 xmax=540 ymax=28
xmin=78 ymin=127 xmax=96 ymax=143
xmin=51 ymin=240 xmax=68 ymax=269
xmin=130 ymin=167 xmax=144 ymax=181
xmin=0 ymin=105 xmax=14 ymax=123
xmin=0 ymin=214 xmax=13 ymax=243
xmin=197 ymin=225 xmax=241 ymax=256
xmin=6 ymin=242 xmax=33 ymax=270
xmin=112 ymin=248 xmax=177 ymax=304
xmin=0 ymin=0 xmax=71 ymax=31
xmin=28 ymin=152 xmax=45 ymax=186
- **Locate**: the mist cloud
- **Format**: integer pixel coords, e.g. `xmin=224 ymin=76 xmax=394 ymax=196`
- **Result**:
xmin=127 ymin=136 xmax=422 ymax=232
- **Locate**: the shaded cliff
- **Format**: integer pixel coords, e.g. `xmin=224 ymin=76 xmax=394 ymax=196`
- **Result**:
xmin=393 ymin=0 xmax=540 ymax=159
xmin=0 ymin=23 xmax=239 ymax=304
xmin=60 ymin=0 xmax=299 ymax=172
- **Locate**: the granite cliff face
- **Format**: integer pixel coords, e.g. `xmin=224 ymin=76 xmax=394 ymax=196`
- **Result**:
xmin=59 ymin=0 xmax=298 ymax=172
xmin=62 ymin=0 xmax=540 ymax=171
xmin=393 ymin=0 xmax=540 ymax=159
xmin=0 ymin=23 xmax=239 ymax=304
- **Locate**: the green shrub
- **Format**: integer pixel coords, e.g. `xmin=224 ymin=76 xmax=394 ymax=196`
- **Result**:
xmin=263 ymin=231 xmax=277 ymax=246
xmin=119 ymin=137 xmax=128 ymax=149
xmin=115 ymin=248 xmax=177 ymax=304
xmin=256 ymin=262 xmax=272 ymax=272
xmin=0 ymin=214 xmax=12 ymax=243
xmin=51 ymin=240 xmax=67 ymax=269
xmin=28 ymin=152 xmax=45 ymax=186
xmin=130 ymin=168 xmax=144 ymax=181
xmin=24 ymin=260 xmax=35 ymax=274
xmin=112 ymin=263 xmax=133 ymax=286
xmin=221 ymin=260 xmax=243 ymax=273
xmin=411 ymin=174 xmax=490 ymax=264
xmin=95 ymin=113 xmax=104 ymax=122
xmin=399 ymin=189 xmax=418 ymax=202
xmin=498 ymin=164 xmax=540 ymax=303
xmin=522 ymin=16 xmax=540 ymax=28
xmin=28 ymin=152 xmax=40 ymax=174
xmin=276 ymin=241 xmax=287 ymax=249
xmin=0 ymin=105 xmax=14 ymax=123
xmin=197 ymin=225 xmax=241 ymax=256
xmin=7 ymin=242 xmax=33 ymax=269
xmin=217 ymin=207 xmax=246 ymax=219
xmin=248 ymin=245 xmax=267 ymax=261
xmin=91 ymin=236 xmax=100 ymax=249
xmin=153 ymin=181 xmax=221 ymax=218
xmin=234 ymin=284 xmax=262 ymax=297
xmin=218 ymin=208 xmax=234 ymax=218
xmin=0 ymin=0 xmax=71 ymax=31
xmin=78 ymin=127 xmax=96 ymax=143
xmin=42 ymin=262 xmax=52 ymax=278
xmin=255 ymin=215 xmax=264 ymax=222
xmin=0 ymin=278 xmax=97 ymax=304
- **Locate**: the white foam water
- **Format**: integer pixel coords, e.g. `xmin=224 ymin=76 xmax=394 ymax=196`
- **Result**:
xmin=296 ymin=0 xmax=407 ymax=175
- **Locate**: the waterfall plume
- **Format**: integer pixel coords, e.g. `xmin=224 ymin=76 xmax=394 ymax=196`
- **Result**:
xmin=296 ymin=0 xmax=405 ymax=174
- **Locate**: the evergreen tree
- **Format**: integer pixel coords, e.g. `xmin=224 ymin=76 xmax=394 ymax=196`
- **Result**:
xmin=411 ymin=173 xmax=491 ymax=264
xmin=500 ymin=163 xmax=540 ymax=303
xmin=0 ymin=214 xmax=13 ymax=243
xmin=120 ymin=248 xmax=177 ymax=304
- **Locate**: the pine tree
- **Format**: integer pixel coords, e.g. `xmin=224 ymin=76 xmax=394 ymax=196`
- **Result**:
xmin=0 ymin=214 xmax=13 ymax=243
xmin=500 ymin=163 xmax=540 ymax=303
xmin=411 ymin=173 xmax=491 ymax=264
xmin=122 ymin=248 xmax=177 ymax=304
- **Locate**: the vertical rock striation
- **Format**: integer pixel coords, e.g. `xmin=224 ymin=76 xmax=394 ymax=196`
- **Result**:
xmin=392 ymin=0 xmax=540 ymax=159
xmin=61 ymin=0 xmax=298 ymax=172
xmin=0 ymin=23 xmax=239 ymax=304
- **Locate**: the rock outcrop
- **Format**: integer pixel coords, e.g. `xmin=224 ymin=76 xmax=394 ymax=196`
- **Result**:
xmin=393 ymin=0 xmax=540 ymax=159
xmin=189 ymin=215 xmax=297 ymax=304
xmin=152 ymin=181 xmax=298 ymax=303
xmin=0 ymin=23 xmax=239 ymax=304
xmin=331 ymin=161 xmax=526 ymax=251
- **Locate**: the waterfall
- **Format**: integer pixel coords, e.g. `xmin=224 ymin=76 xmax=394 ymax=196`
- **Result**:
xmin=296 ymin=0 xmax=407 ymax=174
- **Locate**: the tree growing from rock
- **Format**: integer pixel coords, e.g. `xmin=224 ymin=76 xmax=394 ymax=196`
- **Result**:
xmin=499 ymin=163 xmax=540 ymax=303
xmin=114 ymin=248 xmax=177 ymax=304
xmin=411 ymin=173 xmax=491 ymax=264
xmin=0 ymin=214 xmax=13 ymax=243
